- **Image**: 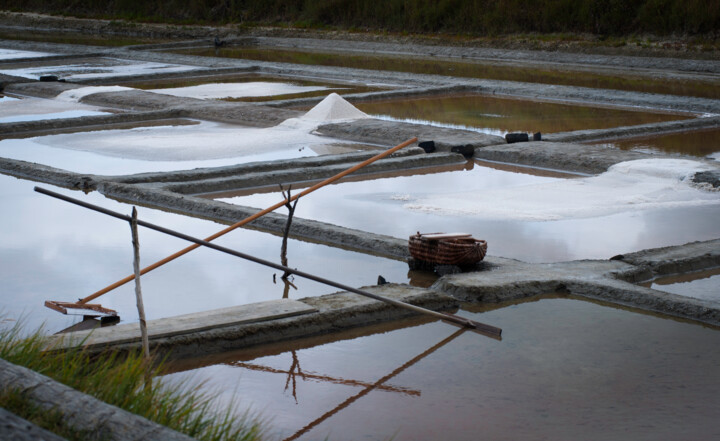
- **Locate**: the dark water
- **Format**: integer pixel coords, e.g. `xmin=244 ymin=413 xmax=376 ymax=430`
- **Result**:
xmin=593 ymin=127 xmax=720 ymax=157
xmin=174 ymin=46 xmax=720 ymax=100
xmin=121 ymin=74 xmax=381 ymax=102
xmin=163 ymin=294 xmax=720 ymax=441
xmin=0 ymin=30 xmax=168 ymax=47
xmin=353 ymin=93 xmax=687 ymax=135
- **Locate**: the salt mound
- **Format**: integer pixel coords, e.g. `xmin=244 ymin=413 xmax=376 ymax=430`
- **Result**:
xmin=55 ymin=86 xmax=133 ymax=102
xmin=301 ymin=93 xmax=369 ymax=122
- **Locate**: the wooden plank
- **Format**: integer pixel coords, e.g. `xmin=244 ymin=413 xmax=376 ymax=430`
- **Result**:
xmin=420 ymin=232 xmax=472 ymax=240
xmin=48 ymin=299 xmax=316 ymax=350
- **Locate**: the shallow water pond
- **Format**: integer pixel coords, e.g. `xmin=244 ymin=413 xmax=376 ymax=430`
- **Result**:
xmin=352 ymin=93 xmax=688 ymax=136
xmin=0 ymin=174 xmax=416 ymax=333
xmin=0 ymin=57 xmax=198 ymax=81
xmin=592 ymin=127 xmax=720 ymax=157
xmin=0 ymin=119 xmax=362 ymax=175
xmin=122 ymin=74 xmax=381 ymax=102
xmin=174 ymin=46 xmax=720 ymax=100
xmin=163 ymin=294 xmax=720 ymax=441
xmin=0 ymin=95 xmax=111 ymax=123
xmin=0 ymin=31 xmax=169 ymax=47
xmin=643 ymin=268 xmax=720 ymax=303
xmin=218 ymin=161 xmax=720 ymax=263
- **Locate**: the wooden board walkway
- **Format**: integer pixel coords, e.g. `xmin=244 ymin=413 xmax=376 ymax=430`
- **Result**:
xmin=46 ymin=299 xmax=317 ymax=350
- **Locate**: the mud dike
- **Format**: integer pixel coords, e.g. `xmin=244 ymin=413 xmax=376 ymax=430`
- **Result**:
xmin=0 ymin=16 xmax=719 ymax=357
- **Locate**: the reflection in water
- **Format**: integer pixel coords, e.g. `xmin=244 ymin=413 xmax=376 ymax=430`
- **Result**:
xmin=592 ymin=127 xmax=720 ymax=157
xmin=643 ymin=268 xmax=720 ymax=303
xmin=123 ymin=74 xmax=380 ymax=102
xmin=162 ymin=295 xmax=720 ymax=440
xmin=220 ymin=163 xmax=720 ymax=263
xmin=282 ymin=328 xmax=466 ymax=441
xmin=174 ymin=46 xmax=720 ymax=99
xmin=0 ymin=174 xmax=412 ymax=332
xmin=354 ymin=93 xmax=686 ymax=135
xmin=0 ymin=120 xmax=359 ymax=175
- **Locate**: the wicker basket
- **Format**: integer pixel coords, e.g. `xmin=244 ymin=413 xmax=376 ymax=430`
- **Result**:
xmin=409 ymin=232 xmax=487 ymax=266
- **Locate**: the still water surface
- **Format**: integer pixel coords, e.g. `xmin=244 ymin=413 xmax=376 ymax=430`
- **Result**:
xmin=592 ymin=127 xmax=720 ymax=158
xmin=0 ymin=174 xmax=412 ymax=332
xmin=175 ymin=46 xmax=720 ymax=99
xmin=353 ymin=93 xmax=687 ymax=136
xmin=219 ymin=162 xmax=720 ymax=263
xmin=163 ymin=294 xmax=720 ymax=441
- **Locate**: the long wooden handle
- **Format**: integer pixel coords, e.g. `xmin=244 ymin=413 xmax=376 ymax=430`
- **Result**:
xmin=78 ymin=137 xmax=418 ymax=304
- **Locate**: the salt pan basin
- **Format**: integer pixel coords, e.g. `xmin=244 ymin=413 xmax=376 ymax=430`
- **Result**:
xmin=0 ymin=48 xmax=57 ymax=59
xmin=0 ymin=175 xmax=411 ymax=332
xmin=222 ymin=159 xmax=720 ymax=262
xmin=0 ymin=95 xmax=109 ymax=123
xmin=0 ymin=119 xmax=359 ymax=175
xmin=147 ymin=81 xmax=331 ymax=100
xmin=0 ymin=57 xmax=197 ymax=81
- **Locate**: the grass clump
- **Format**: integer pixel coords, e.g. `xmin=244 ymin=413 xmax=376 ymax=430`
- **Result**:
xmin=0 ymin=322 xmax=263 ymax=441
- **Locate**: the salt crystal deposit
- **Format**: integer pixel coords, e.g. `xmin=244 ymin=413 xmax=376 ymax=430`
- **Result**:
xmin=405 ymin=159 xmax=720 ymax=221
xmin=55 ymin=86 xmax=133 ymax=102
xmin=301 ymin=93 xmax=369 ymax=121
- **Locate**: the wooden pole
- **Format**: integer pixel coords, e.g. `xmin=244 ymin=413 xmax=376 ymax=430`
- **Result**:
xmin=130 ymin=207 xmax=150 ymax=360
xmin=76 ymin=137 xmax=418 ymax=305
xmin=35 ymin=186 xmax=502 ymax=337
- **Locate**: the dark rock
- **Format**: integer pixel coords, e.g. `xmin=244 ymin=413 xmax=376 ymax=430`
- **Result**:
xmin=418 ymin=140 xmax=436 ymax=153
xmin=450 ymin=144 xmax=474 ymax=158
xmin=533 ymin=132 xmax=542 ymax=141
xmin=39 ymin=75 xmax=59 ymax=82
xmin=377 ymin=275 xmax=388 ymax=285
xmin=505 ymin=132 xmax=529 ymax=143
xmin=693 ymin=170 xmax=720 ymax=189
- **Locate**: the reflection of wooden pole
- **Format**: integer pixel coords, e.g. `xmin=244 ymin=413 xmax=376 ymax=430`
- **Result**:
xmin=227 ymin=361 xmax=420 ymax=396
xmin=130 ymin=207 xmax=150 ymax=360
xmin=283 ymin=328 xmax=466 ymax=441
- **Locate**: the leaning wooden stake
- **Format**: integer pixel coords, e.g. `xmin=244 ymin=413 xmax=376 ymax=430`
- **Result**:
xmin=130 ymin=207 xmax=150 ymax=360
xmin=59 ymin=137 xmax=418 ymax=311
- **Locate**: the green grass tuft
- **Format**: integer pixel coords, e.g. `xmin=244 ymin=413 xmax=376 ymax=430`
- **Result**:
xmin=0 ymin=321 xmax=264 ymax=441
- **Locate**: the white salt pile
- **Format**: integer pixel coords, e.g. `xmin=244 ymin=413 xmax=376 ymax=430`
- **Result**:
xmin=55 ymin=86 xmax=133 ymax=102
xmin=405 ymin=159 xmax=720 ymax=221
xmin=300 ymin=93 xmax=369 ymax=122
xmin=148 ymin=82 xmax=329 ymax=100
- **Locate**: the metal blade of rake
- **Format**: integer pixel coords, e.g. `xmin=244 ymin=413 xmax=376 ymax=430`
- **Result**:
xmin=35 ymin=186 xmax=502 ymax=338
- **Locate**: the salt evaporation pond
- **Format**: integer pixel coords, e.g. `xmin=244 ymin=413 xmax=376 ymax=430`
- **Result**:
xmin=0 ymin=95 xmax=110 ymax=123
xmin=643 ymin=268 xmax=720 ymax=303
xmin=592 ymin=127 xmax=720 ymax=158
xmin=120 ymin=75 xmax=380 ymax=101
xmin=174 ymin=46 xmax=720 ymax=99
xmin=219 ymin=159 xmax=720 ymax=263
xmin=0 ymin=174 xmax=414 ymax=333
xmin=163 ymin=294 xmax=720 ymax=441
xmin=0 ymin=119 xmax=365 ymax=175
xmin=0 ymin=48 xmax=57 ymax=59
xmin=0 ymin=57 xmax=198 ymax=81
xmin=353 ymin=94 xmax=688 ymax=136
